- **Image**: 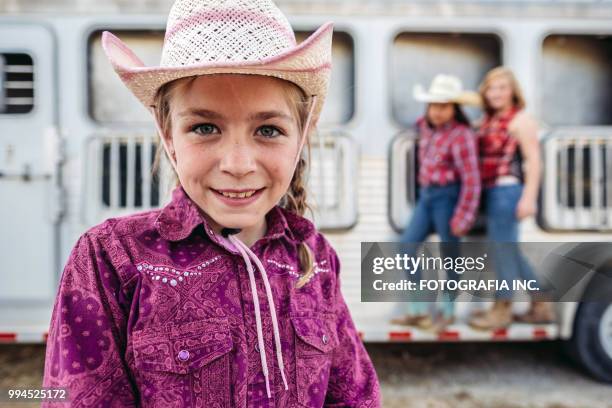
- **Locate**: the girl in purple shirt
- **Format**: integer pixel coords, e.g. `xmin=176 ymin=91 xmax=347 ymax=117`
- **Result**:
xmin=41 ymin=0 xmax=381 ymax=406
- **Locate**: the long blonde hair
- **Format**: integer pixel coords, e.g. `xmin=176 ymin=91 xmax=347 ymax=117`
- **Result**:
xmin=150 ymin=74 xmax=316 ymax=289
xmin=479 ymin=66 xmax=526 ymax=116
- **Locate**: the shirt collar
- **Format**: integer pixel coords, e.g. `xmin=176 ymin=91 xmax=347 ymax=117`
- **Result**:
xmin=154 ymin=184 xmax=316 ymax=245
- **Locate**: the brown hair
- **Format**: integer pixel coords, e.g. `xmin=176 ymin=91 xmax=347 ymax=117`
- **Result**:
xmin=425 ymin=103 xmax=472 ymax=128
xmin=479 ymin=66 xmax=526 ymax=116
xmin=150 ymin=74 xmax=316 ymax=289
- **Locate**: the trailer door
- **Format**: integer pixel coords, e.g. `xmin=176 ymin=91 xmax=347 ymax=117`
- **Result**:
xmin=0 ymin=23 xmax=59 ymax=314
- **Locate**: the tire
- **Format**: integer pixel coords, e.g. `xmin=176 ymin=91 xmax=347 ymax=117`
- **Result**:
xmin=567 ymin=301 xmax=612 ymax=383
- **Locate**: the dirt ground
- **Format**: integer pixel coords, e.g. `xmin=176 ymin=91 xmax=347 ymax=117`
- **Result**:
xmin=0 ymin=341 xmax=611 ymax=407
xmin=0 ymin=344 xmax=46 ymax=408
xmin=368 ymin=342 xmax=612 ymax=408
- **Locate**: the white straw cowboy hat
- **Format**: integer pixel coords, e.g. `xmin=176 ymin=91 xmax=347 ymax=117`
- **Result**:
xmin=413 ymin=74 xmax=482 ymax=106
xmin=101 ymin=0 xmax=334 ymax=123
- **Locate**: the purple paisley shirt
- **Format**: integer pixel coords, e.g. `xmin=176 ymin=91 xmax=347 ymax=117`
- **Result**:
xmin=42 ymin=185 xmax=382 ymax=407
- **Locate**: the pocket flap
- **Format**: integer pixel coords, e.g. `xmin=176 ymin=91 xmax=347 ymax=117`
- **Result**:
xmin=291 ymin=314 xmax=339 ymax=353
xmin=132 ymin=318 xmax=233 ymax=374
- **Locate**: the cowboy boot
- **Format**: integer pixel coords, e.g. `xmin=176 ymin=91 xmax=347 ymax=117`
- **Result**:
xmin=430 ymin=313 xmax=455 ymax=334
xmin=415 ymin=314 xmax=435 ymax=330
xmin=390 ymin=314 xmax=430 ymax=326
xmin=514 ymin=301 xmax=555 ymax=324
xmin=470 ymin=306 xmax=488 ymax=319
xmin=469 ymin=300 xmax=513 ymax=331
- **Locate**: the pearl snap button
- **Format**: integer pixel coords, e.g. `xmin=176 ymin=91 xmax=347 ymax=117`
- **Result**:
xmin=322 ymin=334 xmax=328 ymax=344
xmin=177 ymin=349 xmax=190 ymax=361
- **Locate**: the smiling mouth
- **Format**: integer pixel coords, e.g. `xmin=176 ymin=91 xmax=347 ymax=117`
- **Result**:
xmin=211 ymin=188 xmax=264 ymax=199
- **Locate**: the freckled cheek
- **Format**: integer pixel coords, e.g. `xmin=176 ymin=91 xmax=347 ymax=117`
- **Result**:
xmin=175 ymin=144 xmax=217 ymax=181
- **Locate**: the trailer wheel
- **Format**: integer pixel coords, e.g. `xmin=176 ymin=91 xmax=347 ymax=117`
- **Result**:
xmin=568 ymin=302 xmax=612 ymax=383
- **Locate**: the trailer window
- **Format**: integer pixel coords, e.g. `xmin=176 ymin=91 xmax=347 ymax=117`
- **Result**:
xmin=88 ymin=29 xmax=355 ymax=126
xmin=542 ymin=34 xmax=612 ymax=126
xmin=295 ymin=30 xmax=355 ymax=125
xmin=88 ymin=30 xmax=165 ymax=123
xmin=390 ymin=32 xmax=502 ymax=127
xmin=389 ymin=32 xmax=501 ymax=232
xmin=0 ymin=53 xmax=34 ymax=114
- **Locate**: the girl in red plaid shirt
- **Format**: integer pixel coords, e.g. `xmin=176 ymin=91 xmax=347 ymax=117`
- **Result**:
xmin=391 ymin=74 xmax=482 ymax=332
xmin=469 ymin=67 xmax=555 ymax=330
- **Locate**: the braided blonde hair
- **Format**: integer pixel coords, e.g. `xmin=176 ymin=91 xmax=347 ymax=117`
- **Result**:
xmin=150 ymin=75 xmax=315 ymax=289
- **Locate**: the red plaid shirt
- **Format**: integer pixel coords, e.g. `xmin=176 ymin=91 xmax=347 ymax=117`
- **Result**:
xmin=416 ymin=117 xmax=481 ymax=232
xmin=477 ymin=106 xmax=522 ymax=187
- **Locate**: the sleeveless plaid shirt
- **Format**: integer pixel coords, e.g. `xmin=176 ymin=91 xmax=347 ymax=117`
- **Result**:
xmin=477 ymin=106 xmax=523 ymax=187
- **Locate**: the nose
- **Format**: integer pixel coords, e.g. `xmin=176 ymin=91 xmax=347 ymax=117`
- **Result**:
xmin=218 ymin=136 xmax=257 ymax=177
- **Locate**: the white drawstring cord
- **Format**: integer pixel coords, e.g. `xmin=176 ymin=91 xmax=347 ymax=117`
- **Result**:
xmin=233 ymin=238 xmax=290 ymax=392
xmin=228 ymin=234 xmax=273 ymax=397
xmin=149 ymin=107 xmax=179 ymax=174
xmin=293 ymin=95 xmax=318 ymax=170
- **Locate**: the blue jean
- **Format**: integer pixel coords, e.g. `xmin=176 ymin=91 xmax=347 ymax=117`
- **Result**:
xmin=401 ymin=184 xmax=461 ymax=244
xmin=400 ymin=184 xmax=461 ymax=317
xmin=484 ymin=184 xmax=540 ymax=299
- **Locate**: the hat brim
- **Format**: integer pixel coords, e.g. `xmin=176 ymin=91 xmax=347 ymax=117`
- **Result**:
xmin=454 ymin=91 xmax=483 ymax=107
xmin=413 ymin=85 xmax=482 ymax=106
xmin=101 ymin=21 xmax=334 ymax=122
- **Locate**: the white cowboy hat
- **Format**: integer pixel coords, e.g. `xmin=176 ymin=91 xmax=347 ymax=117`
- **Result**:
xmin=413 ymin=74 xmax=481 ymax=106
xmin=101 ymin=0 xmax=333 ymax=124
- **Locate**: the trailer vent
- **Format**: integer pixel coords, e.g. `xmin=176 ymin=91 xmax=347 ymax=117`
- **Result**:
xmin=83 ymin=133 xmax=164 ymax=224
xmin=542 ymin=129 xmax=612 ymax=230
xmin=101 ymin=142 xmax=161 ymax=208
xmin=0 ymin=53 xmax=34 ymax=114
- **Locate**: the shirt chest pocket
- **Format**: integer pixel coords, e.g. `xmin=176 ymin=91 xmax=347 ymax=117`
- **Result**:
xmin=131 ymin=318 xmax=233 ymax=407
xmin=291 ymin=314 xmax=339 ymax=408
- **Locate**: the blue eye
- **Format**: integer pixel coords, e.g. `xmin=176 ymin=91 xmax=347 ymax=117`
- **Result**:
xmin=257 ymin=125 xmax=283 ymax=138
xmin=192 ymin=123 xmax=220 ymax=135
